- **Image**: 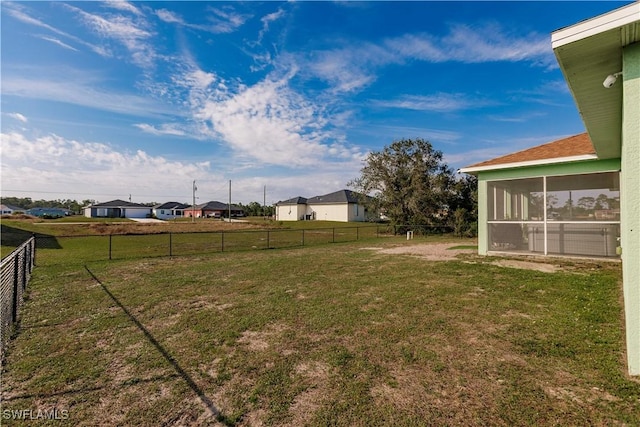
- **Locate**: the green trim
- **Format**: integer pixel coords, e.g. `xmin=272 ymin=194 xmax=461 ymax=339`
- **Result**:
xmin=477 ymin=158 xmax=620 ymax=181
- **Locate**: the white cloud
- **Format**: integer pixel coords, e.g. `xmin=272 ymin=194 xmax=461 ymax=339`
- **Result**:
xmin=199 ymin=78 xmax=330 ymax=166
xmin=0 ymin=131 xmax=211 ymax=202
xmin=206 ymin=6 xmax=252 ymax=33
xmin=104 ymin=1 xmax=143 ymax=16
xmin=38 ymin=35 xmax=79 ymax=51
xmin=257 ymin=8 xmax=285 ymax=43
xmin=66 ymin=4 xmax=156 ymax=68
xmin=134 ymin=123 xmax=186 ymax=137
xmin=372 ymin=93 xmax=497 ymax=113
xmin=297 ymin=22 xmax=555 ymax=94
xmin=385 ymin=23 xmax=553 ymax=66
xmin=8 ymin=113 xmax=28 ymax=123
xmin=0 ymin=131 xmax=360 ymax=204
xmin=4 ymin=3 xmax=69 ymax=38
xmin=2 ymin=73 xmax=176 ymax=118
xmin=4 ymin=2 xmax=109 ymax=57
xmin=156 ymin=9 xmax=184 ymax=24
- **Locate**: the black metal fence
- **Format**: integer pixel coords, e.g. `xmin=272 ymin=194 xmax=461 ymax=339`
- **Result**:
xmin=1 ymin=236 xmax=36 ymax=359
xmin=34 ymin=224 xmax=452 ymax=265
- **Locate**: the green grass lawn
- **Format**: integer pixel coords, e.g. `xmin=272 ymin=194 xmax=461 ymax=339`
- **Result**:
xmin=1 ymin=233 xmax=638 ymax=426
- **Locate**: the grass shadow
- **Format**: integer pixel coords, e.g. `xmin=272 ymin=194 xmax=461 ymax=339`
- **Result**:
xmin=84 ymin=266 xmax=234 ymax=426
xmin=0 ymin=224 xmax=62 ymax=251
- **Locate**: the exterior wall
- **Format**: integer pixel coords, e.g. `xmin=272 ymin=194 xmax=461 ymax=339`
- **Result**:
xmin=154 ymin=209 xmax=182 ymax=220
xmin=621 ymin=42 xmax=640 ymax=375
xmin=476 ymin=158 xmax=621 ymax=256
xmin=184 ymin=209 xmax=202 ymax=218
xmin=307 ymin=203 xmax=357 ymax=222
xmin=276 ymin=204 xmax=305 ymax=221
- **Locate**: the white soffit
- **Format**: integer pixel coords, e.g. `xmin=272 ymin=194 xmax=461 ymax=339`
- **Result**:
xmin=552 ymin=3 xmax=640 ymax=48
xmin=551 ymin=2 xmax=640 ymax=160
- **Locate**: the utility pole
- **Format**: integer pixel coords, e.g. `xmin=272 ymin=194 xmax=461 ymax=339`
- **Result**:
xmin=192 ymin=180 xmax=197 ymax=223
xmin=228 ymin=180 xmax=232 ymax=222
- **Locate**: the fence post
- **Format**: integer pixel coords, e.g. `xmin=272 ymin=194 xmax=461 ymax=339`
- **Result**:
xmin=31 ymin=234 xmax=36 ymax=267
xmin=22 ymin=246 xmax=28 ymax=290
xmin=221 ymin=232 xmax=225 ymax=252
xmin=12 ymin=254 xmax=20 ymax=323
xmin=356 ymin=227 xmax=359 ymax=241
xmin=109 ymin=234 xmax=112 ymax=260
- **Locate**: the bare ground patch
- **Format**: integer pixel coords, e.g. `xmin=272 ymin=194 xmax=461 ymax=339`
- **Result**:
xmin=373 ymin=243 xmax=476 ymax=261
xmin=492 ymin=259 xmax=559 ymax=273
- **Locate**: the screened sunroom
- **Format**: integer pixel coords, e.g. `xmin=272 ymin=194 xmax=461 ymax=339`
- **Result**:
xmin=461 ymin=133 xmax=622 ymax=259
xmin=487 ymin=172 xmax=620 ymax=257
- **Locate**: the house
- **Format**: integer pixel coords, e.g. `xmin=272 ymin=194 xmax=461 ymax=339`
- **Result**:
xmin=275 ymin=189 xmax=370 ymax=222
xmin=461 ymin=2 xmax=640 ymax=375
xmin=26 ymin=207 xmax=72 ymax=218
xmin=274 ymin=197 xmax=307 ymax=221
xmin=84 ymin=199 xmax=152 ymax=219
xmin=0 ymin=204 xmax=22 ymax=215
xmin=183 ymin=201 xmax=245 ymax=219
xmin=153 ymin=202 xmax=189 ymax=220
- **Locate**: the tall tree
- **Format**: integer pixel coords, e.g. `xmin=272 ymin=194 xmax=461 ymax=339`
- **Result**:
xmin=349 ymin=138 xmax=455 ymax=227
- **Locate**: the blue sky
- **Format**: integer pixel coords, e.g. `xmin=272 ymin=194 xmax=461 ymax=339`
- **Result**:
xmin=1 ymin=1 xmax=631 ymax=205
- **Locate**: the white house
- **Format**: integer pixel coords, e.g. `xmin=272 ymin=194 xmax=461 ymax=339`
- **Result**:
xmin=84 ymin=199 xmax=152 ymax=219
xmin=153 ymin=202 xmax=188 ymax=220
xmin=274 ymin=197 xmax=308 ymax=221
xmin=0 ymin=204 xmax=22 ymax=215
xmin=275 ymin=190 xmax=370 ymax=222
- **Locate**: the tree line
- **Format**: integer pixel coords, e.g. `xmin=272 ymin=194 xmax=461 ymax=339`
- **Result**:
xmin=0 ymin=197 xmax=97 ymax=214
xmin=1 ymin=196 xmax=276 ymax=218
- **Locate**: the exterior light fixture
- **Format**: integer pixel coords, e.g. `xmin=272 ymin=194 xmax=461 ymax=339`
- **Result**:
xmin=603 ymin=72 xmax=622 ymax=88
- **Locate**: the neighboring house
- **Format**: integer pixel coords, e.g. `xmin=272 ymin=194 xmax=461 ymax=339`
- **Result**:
xmin=153 ymin=202 xmax=189 ymax=220
xmin=183 ymin=201 xmax=245 ymax=219
xmin=84 ymin=199 xmax=152 ymax=219
xmin=26 ymin=207 xmax=72 ymax=218
xmin=461 ymin=2 xmax=640 ymax=375
xmin=274 ymin=197 xmax=307 ymax=221
xmin=275 ymin=189 xmax=370 ymax=222
xmin=0 ymin=204 xmax=22 ymax=215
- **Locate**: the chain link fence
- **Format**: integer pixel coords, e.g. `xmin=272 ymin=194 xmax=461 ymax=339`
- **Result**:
xmin=34 ymin=224 xmax=452 ymax=264
xmin=1 ymin=236 xmax=36 ymax=359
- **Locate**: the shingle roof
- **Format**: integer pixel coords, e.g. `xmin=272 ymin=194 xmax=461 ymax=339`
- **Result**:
xmin=155 ymin=202 xmax=189 ymax=210
xmin=462 ymin=133 xmax=596 ymax=172
xmin=190 ymin=201 xmax=243 ymax=211
xmin=276 ymin=197 xmax=307 ymax=206
xmin=0 ymin=204 xmax=22 ymax=211
xmin=307 ymin=189 xmax=362 ymax=205
xmin=91 ymin=199 xmax=151 ymax=208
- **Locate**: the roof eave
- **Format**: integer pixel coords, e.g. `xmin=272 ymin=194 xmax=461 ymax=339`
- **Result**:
xmin=551 ymin=2 xmax=640 ymax=160
xmin=459 ymin=154 xmax=599 ymax=175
